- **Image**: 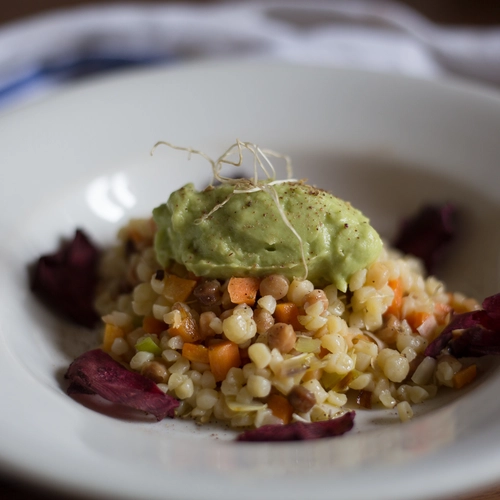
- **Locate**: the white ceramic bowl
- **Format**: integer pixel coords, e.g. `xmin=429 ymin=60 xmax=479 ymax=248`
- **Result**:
xmin=0 ymin=61 xmax=499 ymax=500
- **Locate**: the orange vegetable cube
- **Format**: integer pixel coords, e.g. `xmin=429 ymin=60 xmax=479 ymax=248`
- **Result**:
xmin=266 ymin=394 xmax=293 ymax=424
xmin=453 ymin=364 xmax=477 ymax=389
xmin=405 ymin=311 xmax=431 ymax=332
xmin=274 ymin=302 xmax=302 ymax=331
xmin=385 ymin=279 xmax=403 ymax=319
xmin=227 ymin=277 xmax=261 ymax=306
xmin=208 ymin=341 xmax=241 ymax=382
xmin=182 ymin=343 xmax=210 ymax=364
xmin=142 ymin=316 xmax=167 ymax=334
xmin=168 ymin=304 xmax=202 ymax=342
xmin=102 ymin=324 xmax=125 ymax=352
xmin=163 ymin=274 xmax=197 ymax=303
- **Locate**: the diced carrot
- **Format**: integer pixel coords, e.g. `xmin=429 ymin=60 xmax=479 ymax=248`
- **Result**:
xmin=142 ymin=316 xmax=167 ymax=334
xmin=227 ymin=277 xmax=261 ymax=306
xmin=182 ymin=343 xmax=210 ymax=364
xmin=453 ymin=364 xmax=477 ymax=389
xmin=434 ymin=302 xmax=452 ymax=325
xmin=385 ymin=279 xmax=403 ymax=319
xmin=208 ymin=340 xmax=241 ymax=382
xmin=274 ymin=302 xmax=303 ymax=331
xmin=102 ymin=324 xmax=125 ymax=352
xmin=405 ymin=311 xmax=432 ymax=332
xmin=266 ymin=394 xmax=294 ymax=424
xmin=168 ymin=304 xmax=202 ymax=342
xmin=163 ymin=274 xmax=197 ymax=303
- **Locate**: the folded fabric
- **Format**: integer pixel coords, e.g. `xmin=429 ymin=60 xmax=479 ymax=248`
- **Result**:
xmin=0 ymin=0 xmax=499 ymax=109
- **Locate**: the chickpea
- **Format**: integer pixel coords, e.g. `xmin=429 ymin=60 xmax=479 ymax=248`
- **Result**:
xmin=287 ymin=279 xmax=314 ymax=306
xmin=304 ymin=289 xmax=329 ymax=314
xmin=193 ymin=280 xmax=221 ymax=306
xmin=259 ymin=274 xmax=290 ymax=300
xmin=141 ymin=361 xmax=168 ymax=383
xmin=287 ymin=384 xmax=316 ymax=414
xmin=267 ymin=323 xmax=296 ymax=353
xmin=254 ymin=308 xmax=275 ymax=334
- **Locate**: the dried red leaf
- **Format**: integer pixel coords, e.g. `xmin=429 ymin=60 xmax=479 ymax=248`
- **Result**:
xmin=393 ymin=203 xmax=457 ymax=275
xmin=236 ymin=411 xmax=355 ymax=442
xmin=31 ymin=229 xmax=100 ymax=327
xmin=450 ymin=327 xmax=500 ymax=357
xmin=65 ymin=349 xmax=179 ymax=420
xmin=425 ymin=292 xmax=500 ymax=358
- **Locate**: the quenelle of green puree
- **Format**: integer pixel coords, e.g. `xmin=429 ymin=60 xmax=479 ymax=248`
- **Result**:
xmin=153 ymin=181 xmax=382 ymax=292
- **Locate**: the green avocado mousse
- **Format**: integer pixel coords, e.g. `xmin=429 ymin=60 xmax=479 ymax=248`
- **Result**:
xmin=152 ymin=180 xmax=382 ymax=292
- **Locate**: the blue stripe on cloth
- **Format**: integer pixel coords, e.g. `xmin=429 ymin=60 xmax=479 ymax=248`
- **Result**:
xmin=0 ymin=54 xmax=172 ymax=107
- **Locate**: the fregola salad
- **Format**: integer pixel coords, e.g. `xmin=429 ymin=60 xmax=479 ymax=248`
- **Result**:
xmin=32 ymin=141 xmax=500 ymax=441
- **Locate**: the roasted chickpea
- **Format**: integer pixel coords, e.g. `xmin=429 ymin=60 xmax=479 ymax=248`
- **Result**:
xmin=303 ymin=289 xmax=329 ymax=314
xmin=254 ymin=308 xmax=275 ymax=334
xmin=141 ymin=361 xmax=168 ymax=383
xmin=267 ymin=323 xmax=296 ymax=353
xmin=287 ymin=384 xmax=316 ymax=413
xmin=193 ymin=280 xmax=221 ymax=306
xmin=259 ymin=274 xmax=289 ymax=300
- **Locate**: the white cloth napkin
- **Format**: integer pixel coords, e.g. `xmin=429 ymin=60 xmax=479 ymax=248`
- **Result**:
xmin=0 ymin=0 xmax=499 ymax=109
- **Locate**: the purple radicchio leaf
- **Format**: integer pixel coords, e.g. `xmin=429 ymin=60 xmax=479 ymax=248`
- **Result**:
xmin=393 ymin=203 xmax=457 ymax=275
xmin=424 ymin=311 xmax=484 ymax=358
xmin=450 ymin=327 xmax=500 ymax=358
xmin=65 ymin=349 xmax=179 ymax=420
xmin=425 ymin=292 xmax=500 ymax=358
xmin=482 ymin=294 xmax=500 ymax=321
xmin=236 ymin=411 xmax=355 ymax=442
xmin=31 ymin=229 xmax=100 ymax=327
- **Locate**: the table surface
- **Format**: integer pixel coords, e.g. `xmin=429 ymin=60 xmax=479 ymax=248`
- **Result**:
xmin=1 ymin=1 xmax=499 ymax=499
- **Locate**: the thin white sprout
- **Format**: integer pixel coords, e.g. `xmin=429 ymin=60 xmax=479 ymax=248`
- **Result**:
xmin=255 ymin=145 xmax=277 ymax=180
xmin=151 ymin=141 xmax=215 ymax=170
xmin=151 ymin=139 xmax=308 ymax=279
